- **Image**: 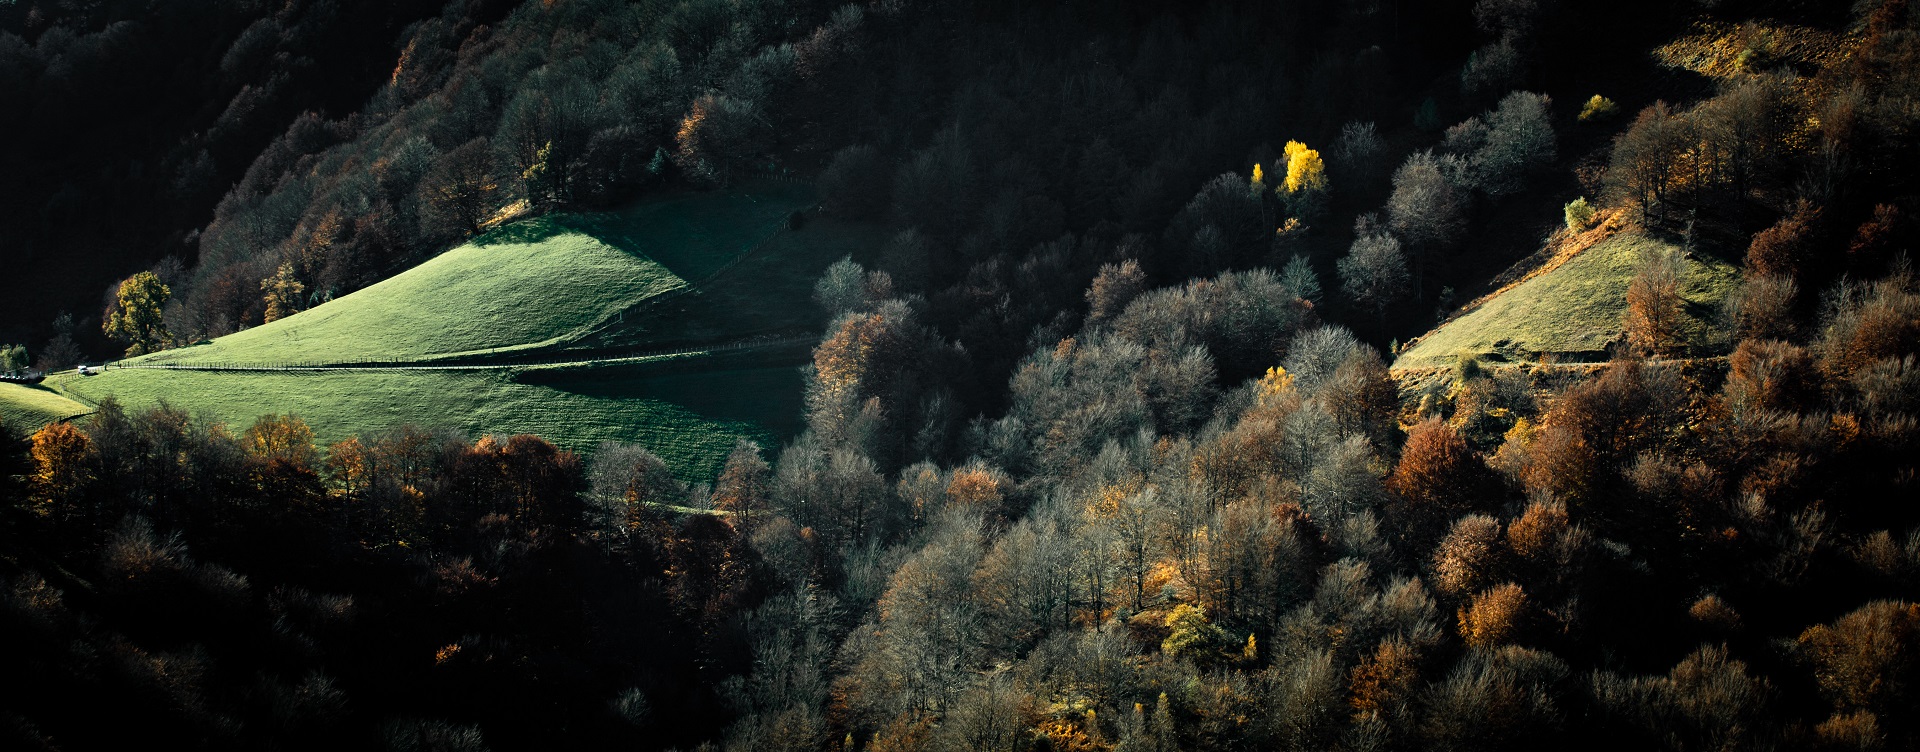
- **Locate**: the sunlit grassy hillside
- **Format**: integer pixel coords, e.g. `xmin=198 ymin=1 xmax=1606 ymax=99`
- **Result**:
xmin=1395 ymin=232 xmax=1740 ymax=369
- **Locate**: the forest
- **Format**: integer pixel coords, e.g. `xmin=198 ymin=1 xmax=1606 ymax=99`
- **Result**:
xmin=4 ymin=0 xmax=1920 ymax=750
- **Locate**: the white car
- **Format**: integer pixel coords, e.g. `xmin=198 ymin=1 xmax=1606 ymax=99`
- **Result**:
xmin=77 ymin=365 xmax=96 ymax=376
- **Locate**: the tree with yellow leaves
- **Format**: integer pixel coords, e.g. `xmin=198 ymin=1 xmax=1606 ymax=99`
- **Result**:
xmin=244 ymin=413 xmax=318 ymax=469
xmin=1284 ymin=141 xmax=1329 ymax=194
xmin=1255 ymin=365 xmax=1298 ymax=409
xmin=1162 ymin=603 xmax=1227 ymax=658
xmin=103 ymin=271 xmax=172 ymax=357
xmin=1280 ymin=141 xmax=1330 ymax=222
xmin=261 ymin=262 xmax=306 ymax=324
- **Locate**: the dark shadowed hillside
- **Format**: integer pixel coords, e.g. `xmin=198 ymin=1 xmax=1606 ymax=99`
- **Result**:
xmin=3 ymin=0 xmax=1920 ymax=750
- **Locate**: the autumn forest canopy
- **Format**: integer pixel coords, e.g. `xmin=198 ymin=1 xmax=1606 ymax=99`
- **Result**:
xmin=4 ymin=0 xmax=1920 ymax=750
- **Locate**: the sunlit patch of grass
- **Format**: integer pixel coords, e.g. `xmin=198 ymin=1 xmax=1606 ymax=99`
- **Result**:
xmin=0 ymin=381 xmax=93 ymax=431
xmin=1396 ymin=230 xmax=1738 ymax=369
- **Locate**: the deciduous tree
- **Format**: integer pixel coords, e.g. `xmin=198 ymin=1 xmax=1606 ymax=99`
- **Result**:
xmin=261 ymin=262 xmax=306 ymax=324
xmin=1339 ymin=233 xmax=1410 ymax=318
xmin=419 ymin=137 xmax=498 ymax=237
xmin=1624 ymin=247 xmax=1687 ymax=357
xmin=104 ymin=272 xmax=173 ymax=357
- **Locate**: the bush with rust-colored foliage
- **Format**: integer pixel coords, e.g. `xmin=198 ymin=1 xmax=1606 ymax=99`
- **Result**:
xmin=1349 ymin=636 xmax=1422 ymax=715
xmin=1819 ymin=273 xmax=1920 ymax=382
xmin=1746 ymin=203 xmax=1823 ymax=281
xmin=1848 ymin=204 xmax=1903 ymax=274
xmin=1520 ymin=360 xmax=1688 ymax=510
xmin=1797 ymin=600 xmax=1920 ymax=722
xmin=1506 ymin=499 xmax=1589 ymax=577
xmin=1726 ymin=339 xmax=1822 ymax=415
xmin=1458 ymin=582 xmax=1528 ymax=648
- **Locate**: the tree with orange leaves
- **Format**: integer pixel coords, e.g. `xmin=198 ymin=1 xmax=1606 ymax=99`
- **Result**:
xmin=1624 ymin=247 xmax=1687 ymax=357
xmin=944 ymin=461 xmax=1011 ymax=519
xmin=29 ymin=421 xmax=93 ymax=522
xmin=1458 ymin=582 xmax=1528 ymax=647
xmin=1387 ymin=419 xmax=1492 ymax=548
xmin=1746 ymin=202 xmax=1822 ymax=281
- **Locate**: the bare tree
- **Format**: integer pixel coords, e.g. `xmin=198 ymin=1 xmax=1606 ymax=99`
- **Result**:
xmin=1339 ymin=233 xmax=1411 ymax=319
xmin=1388 ymin=152 xmax=1468 ymax=255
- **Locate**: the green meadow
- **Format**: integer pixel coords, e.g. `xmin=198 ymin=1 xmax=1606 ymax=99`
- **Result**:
xmin=0 ymin=382 xmax=93 ymax=430
xmin=23 ymin=182 xmax=863 ymax=479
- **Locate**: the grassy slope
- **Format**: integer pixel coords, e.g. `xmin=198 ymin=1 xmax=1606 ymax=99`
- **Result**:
xmin=0 ymin=382 xmax=94 ymax=430
xmin=141 ymin=223 xmax=686 ymax=365
xmin=58 ymin=183 xmax=842 ymax=478
xmin=138 ymin=185 xmax=817 ymax=367
xmin=1396 ymin=232 xmax=1739 ymax=369
xmin=49 ymin=361 xmax=802 ymax=479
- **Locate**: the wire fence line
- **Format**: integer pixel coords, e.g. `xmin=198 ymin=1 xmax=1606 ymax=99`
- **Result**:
xmin=106 ymin=333 xmax=818 ymax=374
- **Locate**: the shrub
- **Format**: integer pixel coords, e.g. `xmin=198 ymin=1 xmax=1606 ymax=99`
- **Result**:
xmin=1388 ymin=151 xmax=1469 ymax=251
xmin=1506 ymin=499 xmax=1580 ymax=567
xmin=1848 ymin=204 xmax=1902 ymax=273
xmin=1351 ymin=637 xmax=1423 ymax=714
xmin=1085 ymin=260 xmax=1147 ymax=327
xmin=1796 ymin=600 xmax=1920 ymax=716
xmin=1577 ymin=94 xmax=1618 ymax=122
xmin=1388 ymin=419 xmax=1488 ymax=545
xmin=1746 ymin=202 xmax=1822 ymax=281
xmin=1724 ymin=339 xmax=1821 ymax=415
xmin=1421 ymin=646 xmax=1569 ymax=748
xmin=1725 ymin=275 xmax=1799 ymax=342
xmin=1162 ymin=603 xmax=1228 ymax=658
xmin=1280 ymin=254 xmax=1322 ymax=304
xmin=1689 ymin=594 xmax=1743 ymax=631
xmin=813 ymin=256 xmax=869 ymax=318
xmin=1472 ymin=91 xmax=1557 ymax=197
xmin=1339 ymin=233 xmax=1411 ymax=317
xmin=1818 ymin=275 xmax=1920 ymax=381
xmin=1458 ymin=583 xmax=1528 ymax=647
xmin=1563 ymin=197 xmax=1596 ymax=232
